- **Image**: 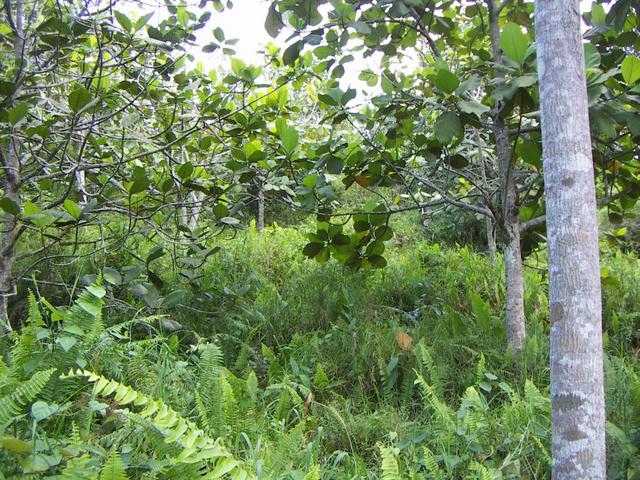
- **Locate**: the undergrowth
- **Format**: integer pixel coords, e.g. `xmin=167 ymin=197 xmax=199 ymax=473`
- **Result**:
xmin=1 ymin=222 xmax=639 ymax=478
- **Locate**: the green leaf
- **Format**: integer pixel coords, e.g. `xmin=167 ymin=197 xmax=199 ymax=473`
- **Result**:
xmin=280 ymin=126 xmax=299 ymax=154
xmin=0 ymin=197 xmax=20 ymax=215
xmin=177 ymin=162 xmax=194 ymax=180
xmin=283 ymin=41 xmax=302 ymax=66
xmin=63 ymin=199 xmax=82 ymax=220
xmin=331 ymin=65 xmax=345 ymax=79
xmin=220 ymin=216 xmax=240 ymax=226
xmin=434 ymin=69 xmax=459 ymax=94
xmin=68 ymin=87 xmax=92 ymax=113
xmin=584 ymin=44 xmax=601 ymax=70
xmin=103 ymin=267 xmax=122 ymax=286
xmin=0 ymin=437 xmax=32 ymax=453
xmin=302 ymin=243 xmax=324 ymax=258
xmin=621 ymin=56 xmax=640 ymax=84
xmin=448 ymin=154 xmax=469 ymax=169
xmin=458 ymin=100 xmax=489 ymax=117
xmin=23 ymin=201 xmax=42 ymax=217
xmin=87 ymin=284 xmax=106 ymax=299
xmin=31 ymin=401 xmax=58 ymax=422
xmin=114 ymin=11 xmax=132 ymax=32
xmin=9 ymin=103 xmax=29 ymax=125
xmin=517 ymin=141 xmax=541 ymax=168
xmin=265 ymin=3 xmax=284 ymax=38
xmin=591 ymin=4 xmax=606 ymax=25
xmin=368 ymin=255 xmax=387 ymax=268
xmin=147 ymin=244 xmax=165 ymax=264
xmin=161 ymin=289 xmax=187 ymax=308
xmin=213 ymin=204 xmax=228 ymax=218
xmin=58 ymin=336 xmax=77 ymax=352
xmin=213 ymin=27 xmax=225 ymax=42
xmin=326 ymin=156 xmax=343 ymax=174
xmin=434 ymin=112 xmax=462 ymax=144
xmin=500 ymin=23 xmax=529 ymax=66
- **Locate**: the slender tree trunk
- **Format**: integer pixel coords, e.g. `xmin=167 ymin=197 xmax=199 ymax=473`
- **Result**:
xmin=487 ymin=0 xmax=526 ymax=353
xmin=189 ymin=191 xmax=203 ymax=231
xmin=536 ymin=1 xmax=606 ymax=477
xmin=476 ymin=130 xmax=497 ymax=264
xmin=256 ymin=179 xmax=265 ymax=233
xmin=0 ymin=0 xmax=25 ymax=335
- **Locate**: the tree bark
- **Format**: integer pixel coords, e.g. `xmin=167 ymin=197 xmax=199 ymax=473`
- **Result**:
xmin=256 ymin=179 xmax=265 ymax=233
xmin=487 ymin=0 xmax=526 ymax=354
xmin=476 ymin=130 xmax=497 ymax=264
xmin=535 ymin=1 xmax=606 ymax=477
xmin=0 ymin=0 xmax=25 ymax=336
xmin=189 ymin=191 xmax=203 ymax=231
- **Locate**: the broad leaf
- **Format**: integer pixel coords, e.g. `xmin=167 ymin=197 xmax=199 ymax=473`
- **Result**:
xmin=68 ymin=87 xmax=92 ymax=113
xmin=621 ymin=55 xmax=640 ymax=84
xmin=434 ymin=69 xmax=459 ymax=94
xmin=434 ymin=112 xmax=462 ymax=144
xmin=500 ymin=23 xmax=529 ymax=66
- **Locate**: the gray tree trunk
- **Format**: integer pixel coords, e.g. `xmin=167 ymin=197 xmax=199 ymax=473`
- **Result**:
xmin=476 ymin=130 xmax=497 ymax=264
xmin=0 ymin=0 xmax=25 ymax=335
xmin=487 ymin=0 xmax=526 ymax=353
xmin=256 ymin=179 xmax=265 ymax=233
xmin=535 ymin=1 xmax=606 ymax=477
xmin=189 ymin=191 xmax=203 ymax=231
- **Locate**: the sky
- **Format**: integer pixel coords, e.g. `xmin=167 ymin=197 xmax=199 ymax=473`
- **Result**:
xmin=211 ymin=0 xmax=596 ymax=61
xmin=205 ymin=0 xmax=596 ymax=91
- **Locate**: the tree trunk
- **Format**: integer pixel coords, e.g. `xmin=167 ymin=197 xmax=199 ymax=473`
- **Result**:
xmin=487 ymin=0 xmax=526 ymax=354
xmin=476 ymin=130 xmax=497 ymax=264
xmin=256 ymin=179 xmax=265 ymax=233
xmin=0 ymin=0 xmax=25 ymax=336
xmin=536 ymin=1 xmax=606 ymax=477
xmin=189 ymin=191 xmax=203 ymax=231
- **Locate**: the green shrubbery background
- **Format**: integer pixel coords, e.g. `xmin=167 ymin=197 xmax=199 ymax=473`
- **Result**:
xmin=1 ymin=213 xmax=640 ymax=478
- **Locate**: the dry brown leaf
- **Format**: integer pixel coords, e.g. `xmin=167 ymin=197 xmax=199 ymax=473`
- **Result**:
xmin=396 ymin=331 xmax=413 ymax=351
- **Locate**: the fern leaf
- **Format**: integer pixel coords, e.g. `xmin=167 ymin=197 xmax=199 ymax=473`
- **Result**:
xmin=378 ymin=444 xmax=401 ymax=480
xmin=415 ymin=372 xmax=455 ymax=434
xmin=0 ymin=368 xmax=55 ymax=425
xmin=303 ymin=465 xmax=321 ymax=480
xmin=423 ymin=447 xmax=444 ymax=480
xmin=100 ymin=449 xmax=128 ymax=480
xmin=62 ymin=369 xmax=244 ymax=472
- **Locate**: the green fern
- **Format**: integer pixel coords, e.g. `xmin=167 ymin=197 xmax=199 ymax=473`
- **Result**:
xmin=414 ymin=372 xmax=455 ymax=434
xmin=100 ymin=449 xmax=128 ymax=480
xmin=266 ymin=421 xmax=307 ymax=475
xmin=0 ymin=368 xmax=55 ymax=426
xmin=8 ymin=292 xmax=44 ymax=379
xmin=61 ymin=368 xmax=252 ymax=478
xmin=468 ymin=461 xmax=494 ymax=480
xmin=303 ymin=465 xmax=321 ymax=480
xmin=423 ymin=447 xmax=444 ymax=480
xmin=378 ymin=444 xmax=401 ymax=480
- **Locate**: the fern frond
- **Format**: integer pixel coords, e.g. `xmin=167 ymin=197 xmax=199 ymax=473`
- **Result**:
xmin=266 ymin=421 xmax=307 ymax=475
xmin=303 ymin=465 xmax=321 ymax=480
xmin=0 ymin=368 xmax=55 ymax=425
xmin=377 ymin=444 xmax=401 ymax=480
xmin=61 ymin=369 xmax=249 ymax=476
xmin=100 ymin=449 xmax=128 ymax=480
xmin=415 ymin=372 xmax=455 ymax=434
xmin=468 ymin=462 xmax=494 ymax=480
xmin=423 ymin=447 xmax=444 ymax=480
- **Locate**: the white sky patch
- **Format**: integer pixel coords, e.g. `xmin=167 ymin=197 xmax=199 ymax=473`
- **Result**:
xmin=206 ymin=0 xmax=597 ymax=93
